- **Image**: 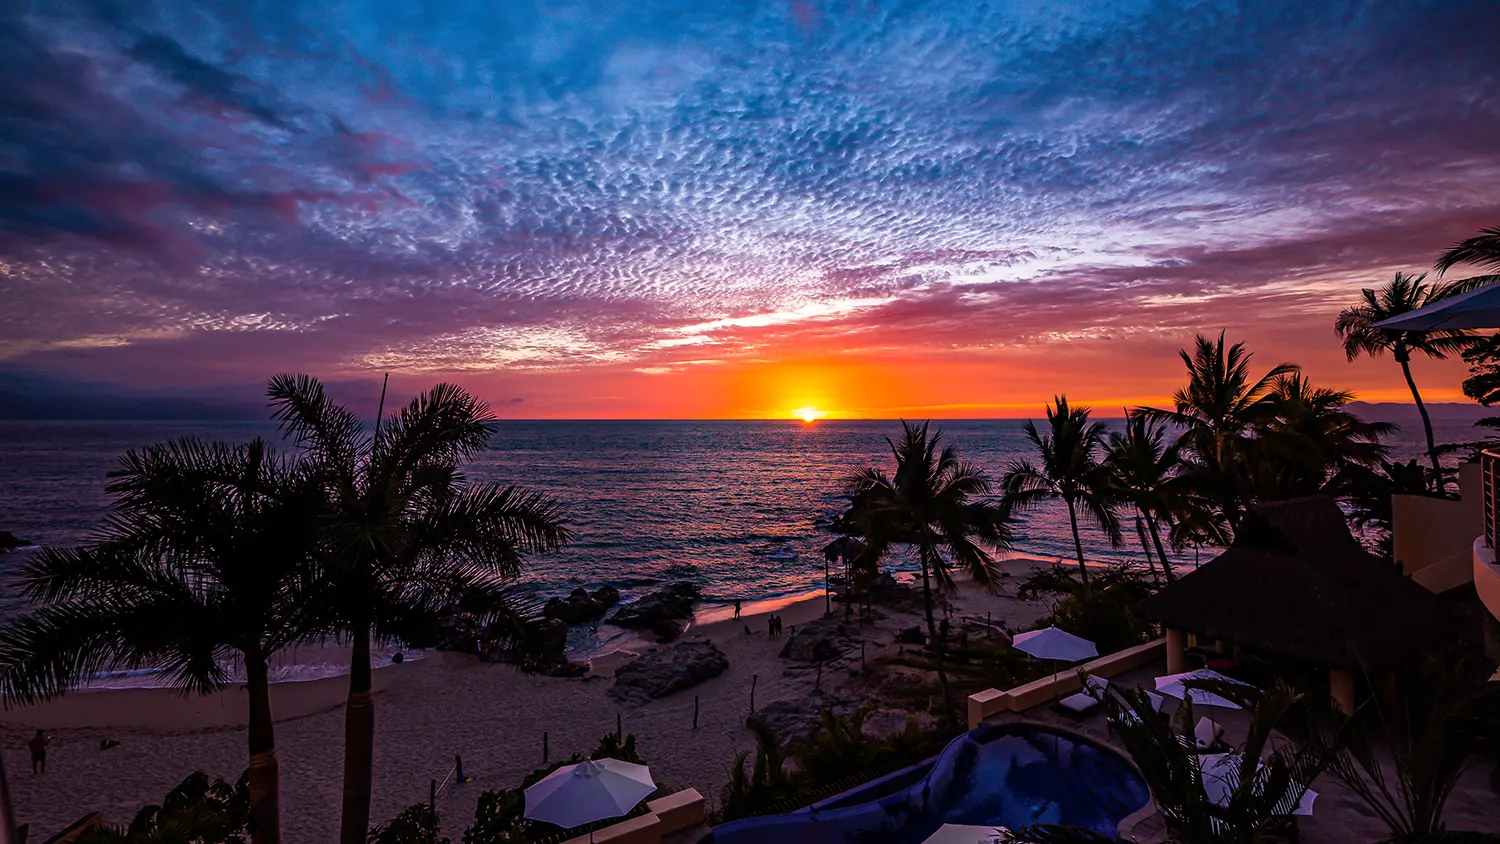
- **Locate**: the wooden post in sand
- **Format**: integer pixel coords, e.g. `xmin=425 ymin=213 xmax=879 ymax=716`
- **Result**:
xmin=543 ymin=731 xmax=549 ymax=764
xmin=750 ymin=674 xmax=758 ymax=714
xmin=693 ymin=696 xmax=700 ymax=729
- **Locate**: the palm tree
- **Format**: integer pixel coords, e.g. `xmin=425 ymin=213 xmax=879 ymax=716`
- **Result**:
xmin=0 ymin=438 xmax=326 ymax=844
xmin=1001 ymin=680 xmax=1337 ymax=844
xmin=1139 ymin=332 xmax=1296 ymax=532
xmin=1245 ymin=373 xmax=1395 ymax=501
xmin=1335 ymin=273 xmax=1475 ymax=477
xmin=1105 ymin=412 xmax=1189 ymax=582
xmin=841 ymin=421 xmax=1013 ymax=726
xmin=1002 ymin=397 xmax=1121 ymax=603
xmin=266 ymin=374 xmax=571 ymax=844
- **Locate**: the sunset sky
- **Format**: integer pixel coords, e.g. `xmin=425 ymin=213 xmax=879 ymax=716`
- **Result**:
xmin=2 ymin=1 xmax=1499 ymax=419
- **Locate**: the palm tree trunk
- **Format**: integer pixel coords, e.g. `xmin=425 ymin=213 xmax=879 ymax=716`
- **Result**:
xmin=1143 ymin=511 xmax=1176 ymax=582
xmin=1066 ymin=499 xmax=1093 ymax=603
xmin=1399 ymin=356 xmax=1443 ymax=482
xmin=245 ymin=654 xmax=282 ymax=844
xmin=917 ymin=553 xmax=956 ymax=727
xmin=339 ymin=621 xmax=375 ymax=844
xmin=1134 ymin=514 xmax=1161 ymax=583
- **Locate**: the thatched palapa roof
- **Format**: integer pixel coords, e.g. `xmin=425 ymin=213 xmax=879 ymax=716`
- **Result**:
xmin=1138 ymin=496 xmax=1456 ymax=670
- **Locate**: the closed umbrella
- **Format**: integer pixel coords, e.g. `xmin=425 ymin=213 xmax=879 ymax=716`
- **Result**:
xmin=1198 ymin=753 xmax=1317 ymax=816
xmin=1012 ymin=627 xmax=1098 ymax=663
xmin=1372 ymin=281 xmax=1500 ymax=330
xmin=524 ymin=758 xmax=656 ymax=840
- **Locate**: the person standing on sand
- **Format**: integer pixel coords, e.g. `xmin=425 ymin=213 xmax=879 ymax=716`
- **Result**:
xmin=734 ymin=599 xmax=742 ymax=619
xmin=29 ymin=729 xmax=48 ymax=775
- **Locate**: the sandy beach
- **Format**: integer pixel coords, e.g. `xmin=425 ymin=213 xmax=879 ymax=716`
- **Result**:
xmin=0 ymin=556 xmax=1066 ymax=842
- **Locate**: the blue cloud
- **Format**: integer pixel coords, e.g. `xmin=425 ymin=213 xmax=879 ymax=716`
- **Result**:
xmin=1 ymin=0 xmax=1498 ymax=381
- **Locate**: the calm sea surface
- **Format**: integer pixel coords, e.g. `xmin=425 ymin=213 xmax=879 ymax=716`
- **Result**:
xmin=0 ymin=417 xmax=1463 ymax=615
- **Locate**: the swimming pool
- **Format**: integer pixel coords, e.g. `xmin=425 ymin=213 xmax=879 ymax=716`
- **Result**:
xmin=710 ymin=724 xmax=1150 ymax=843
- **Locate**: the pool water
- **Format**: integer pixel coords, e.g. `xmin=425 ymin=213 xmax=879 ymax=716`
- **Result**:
xmin=711 ymin=725 xmax=1149 ymax=843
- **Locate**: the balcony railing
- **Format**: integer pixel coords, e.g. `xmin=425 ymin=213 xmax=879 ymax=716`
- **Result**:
xmin=1483 ymin=450 xmax=1500 ymax=551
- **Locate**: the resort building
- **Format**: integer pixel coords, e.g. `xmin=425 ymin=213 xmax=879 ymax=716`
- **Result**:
xmin=1138 ymin=496 xmax=1457 ymax=714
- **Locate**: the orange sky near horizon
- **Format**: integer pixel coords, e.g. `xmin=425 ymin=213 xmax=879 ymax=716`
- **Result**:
xmin=413 ymin=330 xmax=1474 ymax=420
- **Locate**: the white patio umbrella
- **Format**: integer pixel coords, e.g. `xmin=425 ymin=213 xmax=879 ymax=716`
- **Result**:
xmin=1198 ymin=753 xmax=1317 ymax=816
xmin=923 ymin=824 xmax=1008 ymax=844
xmin=1372 ymin=280 xmax=1500 ymax=331
xmin=1155 ymin=669 xmax=1249 ymax=710
xmin=1012 ymin=627 xmax=1098 ymax=663
xmin=524 ymin=758 xmax=656 ymax=839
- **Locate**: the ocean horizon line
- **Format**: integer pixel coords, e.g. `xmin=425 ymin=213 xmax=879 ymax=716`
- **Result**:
xmin=0 ymin=401 xmax=1484 ymax=426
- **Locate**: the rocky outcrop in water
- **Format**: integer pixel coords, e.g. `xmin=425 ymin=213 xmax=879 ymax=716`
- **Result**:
xmin=607 ymin=581 xmax=701 ymax=642
xmin=0 ymin=531 xmax=31 ymax=554
xmin=609 ymin=640 xmax=729 ymax=704
xmin=409 ymin=613 xmax=568 ymax=669
xmin=543 ymin=586 xmax=621 ymax=625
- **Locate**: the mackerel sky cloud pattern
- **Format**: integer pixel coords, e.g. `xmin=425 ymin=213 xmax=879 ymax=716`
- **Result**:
xmin=2 ymin=0 xmax=1499 ymax=416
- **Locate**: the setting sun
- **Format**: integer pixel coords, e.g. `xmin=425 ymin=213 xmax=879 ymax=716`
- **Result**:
xmin=793 ymin=407 xmax=825 ymax=423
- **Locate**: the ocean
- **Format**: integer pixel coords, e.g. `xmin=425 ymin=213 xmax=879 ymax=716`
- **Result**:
xmin=0 ymin=416 xmax=1462 ymax=612
xmin=0 ymin=415 xmax=1469 ymax=686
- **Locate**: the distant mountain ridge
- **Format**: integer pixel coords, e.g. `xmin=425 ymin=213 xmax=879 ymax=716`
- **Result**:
xmin=0 ymin=369 xmax=261 ymax=420
xmin=1347 ymin=401 xmax=1494 ymax=424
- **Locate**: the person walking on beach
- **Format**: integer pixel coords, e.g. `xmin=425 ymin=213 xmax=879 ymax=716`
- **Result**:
xmin=768 ymin=614 xmax=776 ymax=638
xmin=29 ymin=729 xmax=48 ymax=775
xmin=734 ymin=599 xmax=742 ymax=619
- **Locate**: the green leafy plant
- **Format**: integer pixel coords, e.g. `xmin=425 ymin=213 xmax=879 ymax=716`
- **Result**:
xmin=1017 ymin=564 xmax=1159 ymax=652
xmin=369 ymin=805 xmax=448 ymax=844
xmin=718 ymin=711 xmax=955 ymax=823
xmin=75 ymin=771 xmax=252 ymax=844
xmin=1279 ymin=656 xmax=1500 ymax=844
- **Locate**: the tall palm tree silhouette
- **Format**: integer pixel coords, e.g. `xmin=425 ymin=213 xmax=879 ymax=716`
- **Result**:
xmin=1002 ymin=396 xmax=1121 ymax=603
xmin=1335 ymin=273 xmax=1472 ymax=478
xmin=841 ymin=421 xmax=1012 ymax=726
xmin=0 ymin=438 xmax=327 ymax=844
xmin=268 ymin=374 xmax=571 ymax=844
xmin=1140 ymin=332 xmax=1295 ymax=531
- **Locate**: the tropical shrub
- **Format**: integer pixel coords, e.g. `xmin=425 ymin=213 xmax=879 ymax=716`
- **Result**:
xmin=369 ymin=805 xmax=447 ymax=844
xmin=75 ymin=771 xmax=252 ymax=844
xmin=1280 ymin=653 xmax=1500 ymax=844
xmin=1017 ymin=564 xmax=1159 ymax=652
xmin=718 ymin=710 xmax=954 ymax=822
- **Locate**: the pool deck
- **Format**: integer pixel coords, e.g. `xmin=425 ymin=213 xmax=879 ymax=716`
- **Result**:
xmin=982 ymin=660 xmax=1500 ymax=843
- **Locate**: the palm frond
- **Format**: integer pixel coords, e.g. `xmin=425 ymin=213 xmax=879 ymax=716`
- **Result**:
xmin=1436 ymin=225 xmax=1500 ymax=274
